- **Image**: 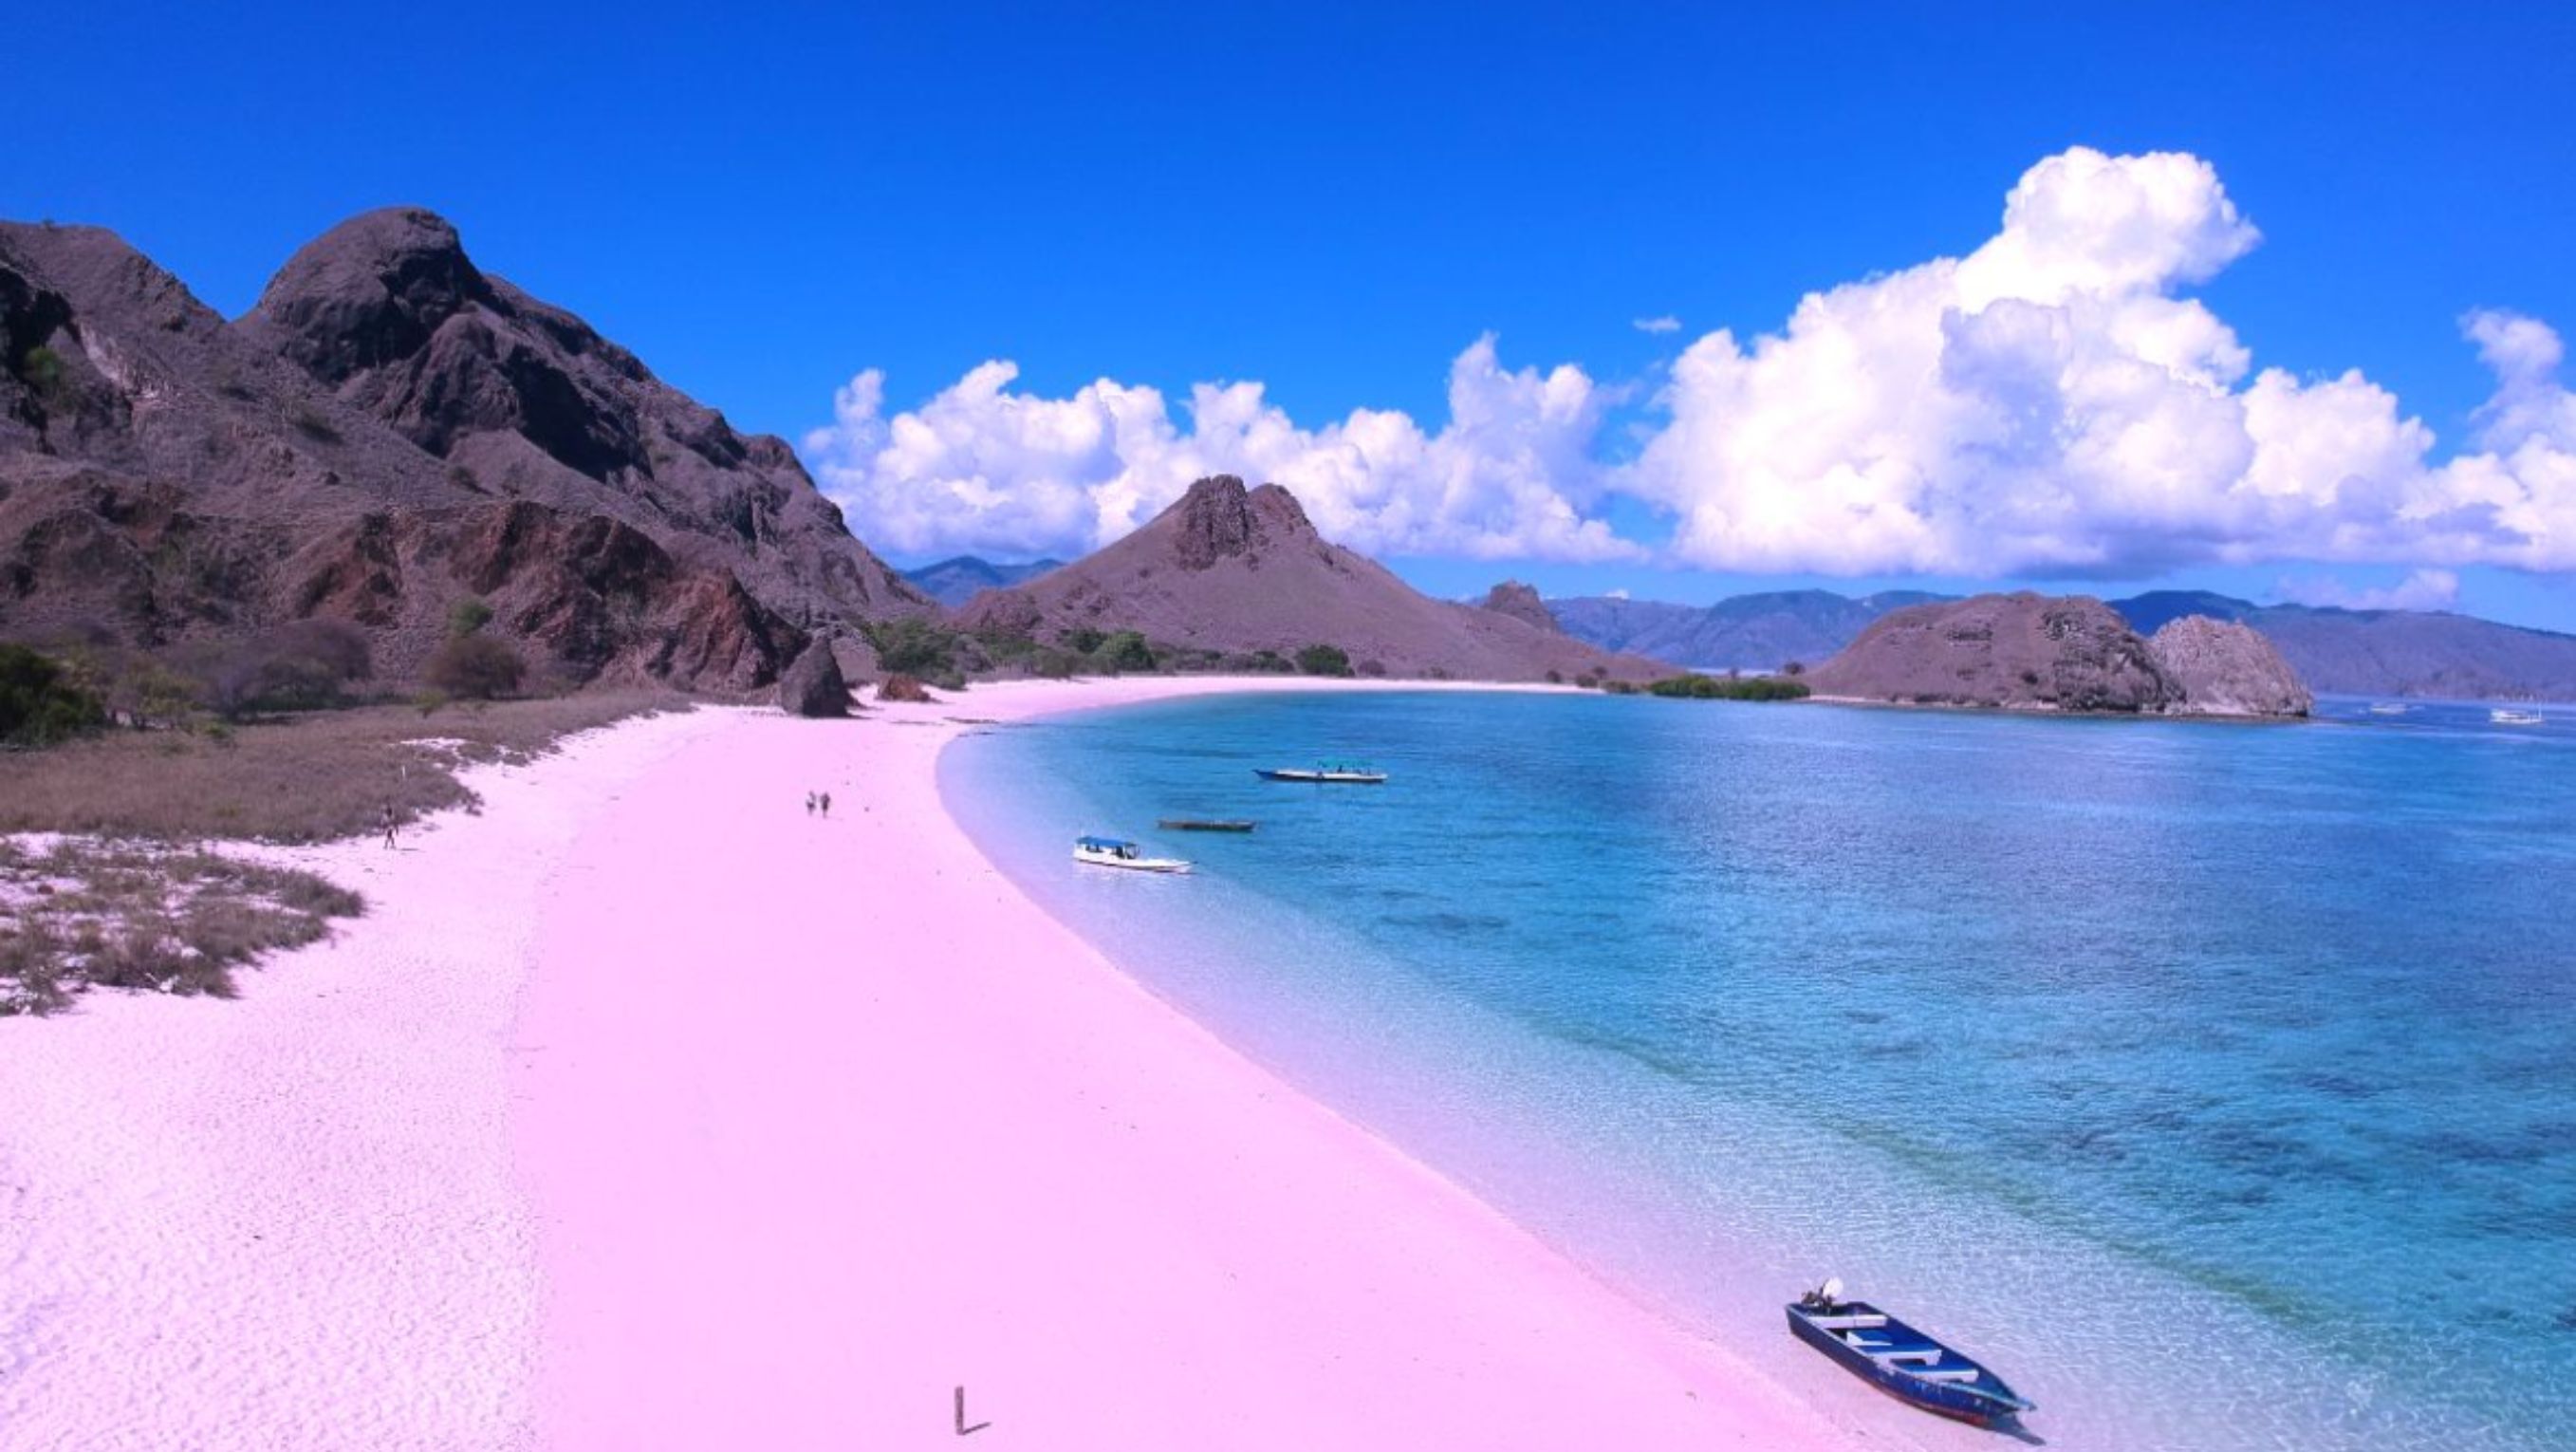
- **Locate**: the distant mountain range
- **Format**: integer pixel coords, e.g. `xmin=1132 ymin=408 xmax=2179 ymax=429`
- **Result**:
xmin=2107 ymin=591 xmax=2576 ymax=701
xmin=899 ymin=555 xmax=1064 ymax=607
xmin=1548 ymin=589 xmax=1951 ymax=671
xmin=961 ymin=476 xmax=1659 ymax=682
xmin=1549 ymin=586 xmax=2576 ymax=701
xmin=1 ymin=208 xmax=930 ymax=691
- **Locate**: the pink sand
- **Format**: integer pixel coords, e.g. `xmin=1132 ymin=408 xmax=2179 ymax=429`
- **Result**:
xmin=2 ymin=679 xmax=1882 ymax=1449
xmin=515 ymin=679 xmax=1844 ymax=1448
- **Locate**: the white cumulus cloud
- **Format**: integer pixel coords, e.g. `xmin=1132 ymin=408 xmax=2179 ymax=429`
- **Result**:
xmin=1633 ymin=316 xmax=1681 ymax=335
xmin=804 ymin=337 xmax=1640 ymax=563
xmin=806 ymin=146 xmax=2576 ymax=578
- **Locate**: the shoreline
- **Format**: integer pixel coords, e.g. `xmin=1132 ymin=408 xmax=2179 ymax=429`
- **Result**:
xmin=2 ymin=677 xmax=1851 ymax=1450
xmin=515 ymin=675 xmax=1847 ymax=1448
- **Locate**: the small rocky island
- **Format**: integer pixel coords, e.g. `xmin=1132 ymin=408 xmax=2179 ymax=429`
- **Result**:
xmin=1806 ymin=592 xmax=2312 ymax=717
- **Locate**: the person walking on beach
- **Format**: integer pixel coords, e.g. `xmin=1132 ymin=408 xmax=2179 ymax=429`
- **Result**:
xmin=380 ymin=802 xmax=399 ymax=851
xmin=819 ymin=791 xmax=832 ymax=819
xmin=805 ymin=791 xmax=816 ymax=816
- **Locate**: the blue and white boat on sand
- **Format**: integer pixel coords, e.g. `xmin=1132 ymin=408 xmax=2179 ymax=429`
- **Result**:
xmin=1786 ymin=1280 xmax=2034 ymax=1428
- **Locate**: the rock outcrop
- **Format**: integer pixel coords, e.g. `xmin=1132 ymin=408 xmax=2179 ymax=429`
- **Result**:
xmin=1807 ymin=594 xmax=2175 ymax=711
xmin=1807 ymin=592 xmax=2310 ymax=717
xmin=776 ymin=636 xmax=852 ymax=717
xmin=2114 ymin=589 xmax=2576 ymax=701
xmin=958 ymin=476 xmax=1660 ymax=682
xmin=0 ymin=210 xmax=930 ymax=692
xmin=2146 ymin=616 xmax=2312 ymax=717
xmin=1477 ymin=580 xmax=1560 ymax=634
xmin=878 ymin=673 xmax=934 ymax=703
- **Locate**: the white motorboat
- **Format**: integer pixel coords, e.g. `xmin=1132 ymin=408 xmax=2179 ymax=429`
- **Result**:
xmin=2491 ymin=708 xmax=2547 ymax=726
xmin=1255 ymin=764 xmax=1388 ymax=785
xmin=2367 ymin=702 xmax=2409 ymax=716
xmin=1074 ymin=836 xmax=1193 ymax=873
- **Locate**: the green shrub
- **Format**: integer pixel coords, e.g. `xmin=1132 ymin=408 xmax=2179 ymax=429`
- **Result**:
xmin=1059 ymin=626 xmax=1108 ymax=655
xmin=972 ymin=630 xmax=1042 ymax=665
xmin=0 ymin=643 xmax=107 ymax=747
xmin=1645 ymin=673 xmax=1811 ymax=701
xmin=1095 ymin=630 xmax=1157 ymax=674
xmin=425 ymin=634 xmax=527 ymax=700
xmin=866 ymin=616 xmax=962 ymax=678
xmin=448 ymin=598 xmax=495 ymax=638
xmin=1295 ymin=643 xmax=1354 ymax=678
xmin=1602 ymin=679 xmax=1639 ymax=695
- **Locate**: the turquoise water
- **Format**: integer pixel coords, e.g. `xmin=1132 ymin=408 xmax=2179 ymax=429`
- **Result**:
xmin=943 ymin=690 xmax=2576 ymax=1450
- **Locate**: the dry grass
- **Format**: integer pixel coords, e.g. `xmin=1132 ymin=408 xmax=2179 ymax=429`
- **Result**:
xmin=0 ymin=838 xmax=367 ymax=1015
xmin=0 ymin=691 xmax=685 ymax=844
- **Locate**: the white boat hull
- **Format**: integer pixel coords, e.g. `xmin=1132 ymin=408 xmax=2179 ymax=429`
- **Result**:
xmin=1074 ymin=847 xmax=1193 ymax=874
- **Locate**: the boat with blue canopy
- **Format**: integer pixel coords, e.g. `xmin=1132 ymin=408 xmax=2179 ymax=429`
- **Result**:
xmin=1072 ymin=836 xmax=1193 ymax=874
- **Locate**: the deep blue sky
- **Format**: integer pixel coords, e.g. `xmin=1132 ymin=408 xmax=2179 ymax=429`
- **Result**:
xmin=12 ymin=2 xmax=2576 ymax=624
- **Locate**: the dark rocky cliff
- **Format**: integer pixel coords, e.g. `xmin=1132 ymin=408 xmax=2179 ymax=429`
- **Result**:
xmin=0 ymin=211 xmax=930 ymax=689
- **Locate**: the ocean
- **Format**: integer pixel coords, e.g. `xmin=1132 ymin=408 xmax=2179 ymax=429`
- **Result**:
xmin=942 ymin=688 xmax=2576 ymax=1450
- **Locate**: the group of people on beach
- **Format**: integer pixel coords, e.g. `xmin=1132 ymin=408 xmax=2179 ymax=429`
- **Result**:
xmin=805 ymin=791 xmax=833 ymax=818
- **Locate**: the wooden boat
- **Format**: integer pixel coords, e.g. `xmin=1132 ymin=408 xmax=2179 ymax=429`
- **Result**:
xmin=1786 ymin=1281 xmax=2033 ymax=1428
xmin=1072 ymin=836 xmax=1193 ymax=874
xmin=1254 ymin=764 xmax=1387 ymax=785
xmin=1158 ymin=818 xmax=1257 ymax=832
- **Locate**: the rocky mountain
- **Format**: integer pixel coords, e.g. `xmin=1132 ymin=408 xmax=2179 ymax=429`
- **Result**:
xmin=1806 ymin=592 xmax=2310 ymax=717
xmin=1550 ymin=588 xmax=1949 ymax=670
xmin=1475 ymin=580 xmax=1561 ymax=633
xmin=2110 ymin=591 xmax=2576 ymax=701
xmin=959 ymin=476 xmax=1659 ymax=682
xmin=1 ymin=210 xmax=929 ymax=691
xmin=899 ymin=554 xmax=1064 ymax=607
xmin=2145 ymin=616 xmax=2313 ymax=717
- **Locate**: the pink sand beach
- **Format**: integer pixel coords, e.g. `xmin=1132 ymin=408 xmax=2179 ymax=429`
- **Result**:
xmin=1 ymin=679 xmax=1873 ymax=1450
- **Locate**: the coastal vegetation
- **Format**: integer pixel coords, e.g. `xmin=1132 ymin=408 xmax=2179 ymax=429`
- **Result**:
xmin=1646 ymin=673 xmax=1812 ymax=701
xmin=0 ymin=690 xmax=680 ymax=843
xmin=866 ymin=615 xmax=966 ymax=681
xmin=424 ymin=599 xmax=528 ymax=701
xmin=0 ymin=838 xmax=364 ymax=1015
xmin=1295 ymin=643 xmax=1355 ymax=677
xmin=0 ymin=643 xmax=108 ymax=747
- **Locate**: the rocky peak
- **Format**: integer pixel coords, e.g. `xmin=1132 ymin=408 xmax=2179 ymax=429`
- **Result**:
xmin=1478 ymin=580 xmax=1560 ymax=633
xmin=2147 ymin=616 xmax=2313 ymax=717
xmin=1173 ymin=475 xmax=1260 ymax=569
xmin=242 ymin=208 xmax=491 ymax=384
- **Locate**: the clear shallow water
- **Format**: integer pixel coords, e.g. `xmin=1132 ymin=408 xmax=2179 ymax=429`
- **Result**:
xmin=943 ymin=690 xmax=2576 ymax=1450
